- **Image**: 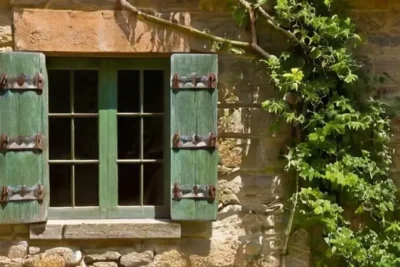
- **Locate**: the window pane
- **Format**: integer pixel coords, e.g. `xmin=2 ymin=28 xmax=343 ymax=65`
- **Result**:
xmin=118 ymin=164 xmax=140 ymax=206
xmin=49 ymin=118 xmax=71 ymax=159
xmin=118 ymin=117 xmax=140 ymax=159
xmin=49 ymin=70 xmax=70 ymax=113
xmin=143 ymin=117 xmax=163 ymax=159
xmin=118 ymin=70 xmax=140 ymax=112
xmin=75 ymin=165 xmax=99 ymax=206
xmin=50 ymin=165 xmax=72 ymax=207
xmin=144 ymin=70 xmax=164 ymax=113
xmin=143 ymin=164 xmax=163 ymax=205
xmin=75 ymin=118 xmax=98 ymax=159
xmin=74 ymin=70 xmax=98 ymax=113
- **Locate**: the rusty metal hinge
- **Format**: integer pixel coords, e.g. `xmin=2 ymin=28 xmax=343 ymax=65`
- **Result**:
xmin=172 ymin=73 xmax=217 ymax=89
xmin=0 ymin=184 xmax=44 ymax=203
xmin=172 ymin=132 xmax=217 ymax=149
xmin=172 ymin=183 xmax=216 ymax=200
xmin=0 ymin=134 xmax=44 ymax=152
xmin=0 ymin=73 xmax=44 ymax=93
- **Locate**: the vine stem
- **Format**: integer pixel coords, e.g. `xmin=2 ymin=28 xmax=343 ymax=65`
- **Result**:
xmin=281 ymin=171 xmax=299 ymax=267
xmin=237 ymin=0 xmax=306 ymax=51
xmin=118 ymin=0 xmax=271 ymax=59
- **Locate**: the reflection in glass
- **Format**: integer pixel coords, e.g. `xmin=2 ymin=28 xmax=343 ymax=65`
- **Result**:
xmin=118 ymin=117 xmax=140 ymax=159
xmin=75 ymin=119 xmax=98 ymax=159
xmin=144 ymin=70 xmax=164 ymax=112
xmin=143 ymin=117 xmax=163 ymax=159
xmin=143 ymin=164 xmax=164 ymax=205
xmin=48 ymin=70 xmax=70 ymax=113
xmin=50 ymin=165 xmax=72 ymax=207
xmin=118 ymin=70 xmax=140 ymax=112
xmin=75 ymin=165 xmax=99 ymax=206
xmin=74 ymin=70 xmax=98 ymax=113
xmin=118 ymin=164 xmax=140 ymax=206
xmin=49 ymin=118 xmax=71 ymax=159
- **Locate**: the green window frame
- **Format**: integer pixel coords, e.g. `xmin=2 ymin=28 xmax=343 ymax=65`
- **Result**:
xmin=47 ymin=58 xmax=170 ymax=219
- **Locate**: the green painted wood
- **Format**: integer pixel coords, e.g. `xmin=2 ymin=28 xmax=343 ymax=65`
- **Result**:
xmin=0 ymin=52 xmax=48 ymax=224
xmin=99 ymin=60 xmax=111 ymax=212
xmin=170 ymin=54 xmax=218 ymax=221
xmin=48 ymin=206 xmax=168 ymax=219
xmin=106 ymin=60 xmax=118 ymax=211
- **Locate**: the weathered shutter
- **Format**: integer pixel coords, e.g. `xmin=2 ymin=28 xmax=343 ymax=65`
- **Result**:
xmin=170 ymin=54 xmax=218 ymax=221
xmin=0 ymin=52 xmax=48 ymax=224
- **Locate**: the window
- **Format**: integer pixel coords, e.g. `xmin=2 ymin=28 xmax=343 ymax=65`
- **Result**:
xmin=0 ymin=52 xmax=218 ymax=224
xmin=47 ymin=58 xmax=170 ymax=219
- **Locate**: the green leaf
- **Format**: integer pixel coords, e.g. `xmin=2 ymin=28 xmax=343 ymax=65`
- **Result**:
xmin=345 ymin=73 xmax=358 ymax=84
xmin=310 ymin=48 xmax=322 ymax=59
xmin=309 ymin=133 xmax=319 ymax=141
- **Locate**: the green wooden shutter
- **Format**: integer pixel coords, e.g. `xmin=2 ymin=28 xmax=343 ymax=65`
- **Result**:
xmin=0 ymin=52 xmax=48 ymax=224
xmin=170 ymin=54 xmax=218 ymax=221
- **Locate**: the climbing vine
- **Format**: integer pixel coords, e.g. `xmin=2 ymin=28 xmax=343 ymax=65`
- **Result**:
xmin=119 ymin=0 xmax=400 ymax=265
xmin=259 ymin=0 xmax=400 ymax=266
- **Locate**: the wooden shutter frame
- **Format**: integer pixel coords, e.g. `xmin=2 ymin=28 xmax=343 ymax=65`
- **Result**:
xmin=170 ymin=53 xmax=218 ymax=221
xmin=0 ymin=52 xmax=49 ymax=224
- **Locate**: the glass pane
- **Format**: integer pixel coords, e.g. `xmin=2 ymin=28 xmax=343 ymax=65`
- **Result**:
xmin=118 ymin=70 xmax=140 ymax=112
xmin=143 ymin=164 xmax=163 ymax=205
xmin=75 ymin=118 xmax=98 ymax=159
xmin=49 ymin=118 xmax=71 ymax=159
xmin=144 ymin=70 xmax=164 ymax=113
xmin=118 ymin=117 xmax=140 ymax=159
xmin=50 ymin=165 xmax=72 ymax=207
xmin=75 ymin=165 xmax=99 ymax=206
xmin=48 ymin=70 xmax=70 ymax=113
xmin=74 ymin=70 xmax=98 ymax=113
xmin=143 ymin=117 xmax=163 ymax=159
xmin=118 ymin=164 xmax=140 ymax=206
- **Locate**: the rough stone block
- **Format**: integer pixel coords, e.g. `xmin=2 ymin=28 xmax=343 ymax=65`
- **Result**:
xmin=188 ymin=13 xmax=249 ymax=52
xmin=375 ymin=0 xmax=389 ymax=9
xmin=0 ymin=225 xmax=13 ymax=237
xmin=13 ymin=225 xmax=28 ymax=235
xmin=0 ymin=256 xmax=21 ymax=267
xmin=347 ymin=0 xmax=375 ymax=9
xmin=120 ymin=250 xmax=154 ymax=267
xmin=238 ymin=174 xmax=285 ymax=205
xmin=0 ymin=9 xmax=12 ymax=46
xmin=63 ymin=219 xmax=180 ymax=239
xmin=84 ymin=250 xmax=121 ymax=264
xmin=28 ymin=246 xmax=41 ymax=255
xmin=181 ymin=222 xmax=212 ymax=238
xmin=0 ymin=241 xmax=27 ymax=259
xmin=92 ymin=262 xmax=118 ymax=267
xmin=29 ymin=222 xmax=63 ymax=240
xmin=14 ymin=9 xmax=189 ymax=53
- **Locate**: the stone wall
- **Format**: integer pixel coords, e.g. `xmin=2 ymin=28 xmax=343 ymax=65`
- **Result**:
xmin=0 ymin=0 xmax=397 ymax=266
xmin=0 ymin=1 xmax=291 ymax=267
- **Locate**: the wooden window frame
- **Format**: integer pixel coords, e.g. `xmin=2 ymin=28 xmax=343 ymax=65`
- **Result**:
xmin=47 ymin=57 xmax=170 ymax=219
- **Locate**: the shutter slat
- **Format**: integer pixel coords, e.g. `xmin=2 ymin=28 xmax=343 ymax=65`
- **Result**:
xmin=170 ymin=54 xmax=218 ymax=221
xmin=0 ymin=52 xmax=48 ymax=224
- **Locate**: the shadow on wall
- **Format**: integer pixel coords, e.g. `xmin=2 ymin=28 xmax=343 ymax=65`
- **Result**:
xmin=215 ymin=56 xmax=294 ymax=266
xmin=114 ymin=10 xmax=189 ymax=53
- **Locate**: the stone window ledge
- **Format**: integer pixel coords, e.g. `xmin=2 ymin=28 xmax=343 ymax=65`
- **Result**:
xmin=29 ymin=219 xmax=181 ymax=240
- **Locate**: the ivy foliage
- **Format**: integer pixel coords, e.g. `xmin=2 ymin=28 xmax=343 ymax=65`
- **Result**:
xmin=236 ymin=0 xmax=400 ymax=266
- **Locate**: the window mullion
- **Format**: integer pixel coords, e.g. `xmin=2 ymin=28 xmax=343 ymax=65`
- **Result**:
xmin=98 ymin=60 xmax=118 ymax=215
xmin=70 ymin=70 xmax=76 ymax=208
xmin=140 ymin=70 xmax=144 ymax=207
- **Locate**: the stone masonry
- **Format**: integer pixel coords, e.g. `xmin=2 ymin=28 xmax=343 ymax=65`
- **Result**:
xmin=0 ymin=0 xmax=397 ymax=266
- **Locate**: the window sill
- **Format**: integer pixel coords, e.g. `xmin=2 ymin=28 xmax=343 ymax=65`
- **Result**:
xmin=29 ymin=219 xmax=181 ymax=240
